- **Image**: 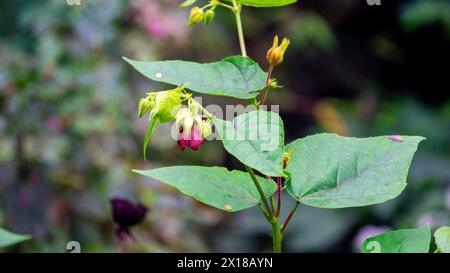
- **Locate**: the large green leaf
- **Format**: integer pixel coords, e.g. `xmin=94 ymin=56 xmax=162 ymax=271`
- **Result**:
xmin=123 ymin=56 xmax=267 ymax=99
xmin=434 ymin=226 xmax=450 ymax=253
xmin=361 ymin=226 xmax=431 ymax=253
xmin=0 ymin=227 xmax=31 ymax=248
xmin=285 ymin=133 xmax=424 ymax=208
xmin=214 ymin=110 xmax=284 ymax=177
xmin=225 ymin=0 xmax=298 ymax=8
xmin=135 ymin=166 xmax=276 ymax=212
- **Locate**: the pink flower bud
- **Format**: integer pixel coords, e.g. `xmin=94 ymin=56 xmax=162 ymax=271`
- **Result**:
xmin=188 ymin=125 xmax=203 ymax=151
xmin=177 ymin=128 xmax=190 ymax=151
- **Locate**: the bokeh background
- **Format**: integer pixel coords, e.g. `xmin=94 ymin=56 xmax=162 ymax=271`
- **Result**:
xmin=0 ymin=0 xmax=449 ymax=252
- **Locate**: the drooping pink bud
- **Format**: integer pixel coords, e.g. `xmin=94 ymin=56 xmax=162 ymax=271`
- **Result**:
xmin=177 ymin=128 xmax=190 ymax=151
xmin=188 ymin=125 xmax=203 ymax=151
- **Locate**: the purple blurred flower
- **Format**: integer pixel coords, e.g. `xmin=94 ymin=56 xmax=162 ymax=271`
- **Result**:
xmin=130 ymin=0 xmax=188 ymax=45
xmin=353 ymin=225 xmax=391 ymax=251
xmin=145 ymin=18 xmax=166 ymax=38
xmin=417 ymin=212 xmax=448 ymax=229
xmin=110 ymin=198 xmax=148 ymax=240
xmin=47 ymin=117 xmax=64 ymax=133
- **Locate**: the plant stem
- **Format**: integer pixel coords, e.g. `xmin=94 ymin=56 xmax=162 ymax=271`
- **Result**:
xmin=281 ymin=201 xmax=300 ymax=234
xmin=217 ymin=2 xmax=236 ymax=11
xmin=191 ymin=98 xmax=214 ymax=119
xmin=259 ymin=65 xmax=274 ymax=106
xmin=232 ymin=1 xmax=247 ymax=57
xmin=276 ymin=177 xmax=282 ymax=217
xmin=244 ymin=165 xmax=273 ymax=217
xmin=201 ymin=3 xmax=214 ymax=10
xmin=271 ymin=219 xmax=283 ymax=253
xmin=258 ymin=203 xmax=271 ymax=221
xmin=229 ymin=0 xmax=284 ymax=253
xmin=270 ymin=195 xmax=276 ymax=214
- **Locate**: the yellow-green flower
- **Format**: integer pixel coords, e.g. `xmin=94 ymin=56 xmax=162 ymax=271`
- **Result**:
xmin=266 ymin=35 xmax=290 ymax=66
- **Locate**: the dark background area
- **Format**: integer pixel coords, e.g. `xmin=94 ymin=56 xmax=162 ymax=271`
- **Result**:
xmin=0 ymin=0 xmax=449 ymax=252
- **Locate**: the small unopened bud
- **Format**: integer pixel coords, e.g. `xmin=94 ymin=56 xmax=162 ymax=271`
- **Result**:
xmin=267 ymin=35 xmax=290 ymax=66
xmin=204 ymin=9 xmax=215 ymax=27
xmin=188 ymin=7 xmax=204 ymax=26
xmin=282 ymin=149 xmax=295 ymax=169
xmin=268 ymin=79 xmax=282 ymax=89
xmin=138 ymin=98 xmax=150 ymax=118
xmin=200 ymin=120 xmax=212 ymax=138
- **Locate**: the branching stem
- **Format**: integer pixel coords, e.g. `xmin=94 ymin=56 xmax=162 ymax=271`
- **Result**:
xmin=245 ymin=165 xmax=273 ymax=217
xmin=281 ymin=201 xmax=300 ymax=234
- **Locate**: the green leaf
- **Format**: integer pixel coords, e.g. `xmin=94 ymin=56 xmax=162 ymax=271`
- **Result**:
xmin=134 ymin=166 xmax=277 ymax=212
xmin=361 ymin=226 xmax=431 ymax=253
xmin=143 ymin=117 xmax=159 ymax=161
xmin=225 ymin=0 xmax=298 ymax=8
xmin=285 ymin=133 xmax=425 ymax=208
xmin=434 ymin=226 xmax=450 ymax=253
xmin=180 ymin=0 xmax=196 ymax=7
xmin=214 ymin=110 xmax=285 ymax=177
xmin=0 ymin=227 xmax=31 ymax=248
xmin=123 ymin=56 xmax=267 ymax=99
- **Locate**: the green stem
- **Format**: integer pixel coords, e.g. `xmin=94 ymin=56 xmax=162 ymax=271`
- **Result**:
xmin=232 ymin=1 xmax=247 ymax=57
xmin=244 ymin=165 xmax=273 ymax=217
xmin=259 ymin=65 xmax=274 ymax=106
xmin=190 ymin=98 xmax=214 ymax=119
xmin=217 ymin=2 xmax=236 ymax=11
xmin=258 ymin=203 xmax=271 ymax=222
xmin=271 ymin=220 xmax=283 ymax=253
xmin=270 ymin=195 xmax=276 ymax=214
xmin=201 ymin=3 xmax=214 ymax=10
xmin=229 ymin=0 xmax=282 ymax=253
